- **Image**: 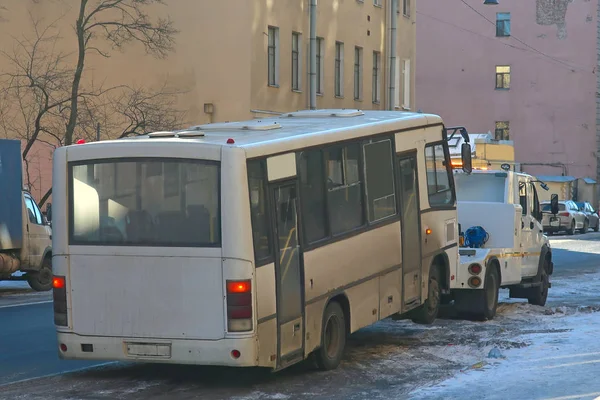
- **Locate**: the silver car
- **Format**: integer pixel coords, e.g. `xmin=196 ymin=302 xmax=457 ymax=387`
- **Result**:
xmin=576 ymin=201 xmax=600 ymax=232
xmin=541 ymin=199 xmax=588 ymax=235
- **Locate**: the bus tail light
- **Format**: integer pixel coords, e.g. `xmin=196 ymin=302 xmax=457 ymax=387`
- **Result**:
xmin=52 ymin=275 xmax=68 ymax=326
xmin=226 ymin=279 xmax=252 ymax=332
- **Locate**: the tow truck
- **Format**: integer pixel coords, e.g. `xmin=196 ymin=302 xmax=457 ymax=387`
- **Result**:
xmin=445 ymin=128 xmax=555 ymax=320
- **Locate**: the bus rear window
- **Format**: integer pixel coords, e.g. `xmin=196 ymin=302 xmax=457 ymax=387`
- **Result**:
xmin=69 ymin=158 xmax=220 ymax=247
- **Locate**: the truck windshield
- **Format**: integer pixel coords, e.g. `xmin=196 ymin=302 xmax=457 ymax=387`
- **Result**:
xmin=69 ymin=158 xmax=220 ymax=247
xmin=454 ymin=173 xmax=506 ymax=202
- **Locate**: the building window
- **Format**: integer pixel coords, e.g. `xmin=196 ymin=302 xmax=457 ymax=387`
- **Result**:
xmin=363 ymin=139 xmax=396 ymax=222
xmin=495 ymin=121 xmax=510 ymax=140
xmin=335 ymin=42 xmax=344 ymax=97
xmin=403 ymin=0 xmax=410 ymax=17
xmin=374 ymin=0 xmax=382 ymax=6
xmin=425 ymin=143 xmax=454 ymax=207
xmin=402 ymin=59 xmax=411 ymax=109
xmin=247 ymin=160 xmax=272 ymax=265
xmin=299 ymin=149 xmax=328 ymax=244
xmin=326 ymin=144 xmax=364 ymax=234
xmin=292 ymin=32 xmax=301 ymax=91
xmin=495 ymin=65 xmax=510 ymax=89
xmin=372 ymin=51 xmax=381 ymax=103
xmin=496 ymin=12 xmax=511 ymax=37
xmin=354 ymin=46 xmax=363 ymax=100
xmin=267 ymin=26 xmax=279 ymax=87
xmin=317 ymin=37 xmax=324 ymax=94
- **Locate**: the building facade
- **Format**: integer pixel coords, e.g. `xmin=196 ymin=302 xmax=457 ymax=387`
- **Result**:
xmin=0 ymin=0 xmax=416 ymax=200
xmin=416 ymin=0 xmax=597 ymax=182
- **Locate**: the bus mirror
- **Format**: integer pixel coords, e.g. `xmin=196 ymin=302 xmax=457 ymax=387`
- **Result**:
xmin=461 ymin=143 xmax=472 ymax=173
xmin=550 ymin=194 xmax=559 ymax=215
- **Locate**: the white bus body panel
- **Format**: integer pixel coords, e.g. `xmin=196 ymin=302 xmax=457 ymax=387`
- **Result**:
xmin=67 ymin=247 xmax=225 ymax=340
xmin=53 ymin=142 xmax=243 ymax=345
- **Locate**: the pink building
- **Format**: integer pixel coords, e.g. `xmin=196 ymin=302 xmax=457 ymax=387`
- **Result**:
xmin=416 ymin=0 xmax=598 ymax=181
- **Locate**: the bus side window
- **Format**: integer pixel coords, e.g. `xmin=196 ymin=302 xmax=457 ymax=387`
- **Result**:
xmin=247 ymin=160 xmax=273 ymax=265
xmin=298 ymin=149 xmax=328 ymax=243
xmin=363 ymin=139 xmax=396 ymax=222
xmin=325 ymin=143 xmax=365 ymax=235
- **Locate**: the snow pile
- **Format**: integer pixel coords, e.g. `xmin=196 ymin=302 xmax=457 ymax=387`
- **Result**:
xmin=410 ymin=311 xmax=600 ymax=400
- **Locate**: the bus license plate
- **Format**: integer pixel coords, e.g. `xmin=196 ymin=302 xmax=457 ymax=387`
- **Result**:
xmin=126 ymin=342 xmax=171 ymax=357
xmin=550 ymin=218 xmax=560 ymax=227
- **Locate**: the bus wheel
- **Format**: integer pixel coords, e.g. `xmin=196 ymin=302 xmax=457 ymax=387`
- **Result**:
xmin=27 ymin=257 xmax=52 ymax=292
xmin=315 ymin=301 xmax=346 ymax=371
xmin=412 ymin=265 xmax=441 ymax=325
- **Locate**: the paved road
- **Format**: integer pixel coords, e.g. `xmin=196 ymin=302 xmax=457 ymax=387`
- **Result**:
xmin=0 ymin=302 xmax=100 ymax=386
xmin=1 ymin=233 xmax=599 ymax=399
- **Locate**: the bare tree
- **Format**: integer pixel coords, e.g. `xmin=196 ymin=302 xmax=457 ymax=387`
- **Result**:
xmin=65 ymin=0 xmax=178 ymax=146
xmin=0 ymin=14 xmax=74 ymax=196
xmin=0 ymin=2 xmax=180 ymax=206
xmin=115 ymin=83 xmax=187 ymax=138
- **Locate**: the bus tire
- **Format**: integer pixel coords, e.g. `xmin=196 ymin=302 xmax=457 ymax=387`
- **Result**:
xmin=412 ymin=265 xmax=441 ymax=325
xmin=27 ymin=257 xmax=52 ymax=292
xmin=315 ymin=301 xmax=346 ymax=371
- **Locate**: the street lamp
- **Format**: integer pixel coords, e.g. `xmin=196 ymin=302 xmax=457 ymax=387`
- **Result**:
xmin=484 ymin=0 xmax=499 ymax=4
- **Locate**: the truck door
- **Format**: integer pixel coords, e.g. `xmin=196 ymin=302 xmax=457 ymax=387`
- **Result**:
xmin=518 ymin=179 xmax=539 ymax=277
xmin=23 ymin=193 xmax=47 ymax=268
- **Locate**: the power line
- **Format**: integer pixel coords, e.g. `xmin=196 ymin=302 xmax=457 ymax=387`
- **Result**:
xmin=458 ymin=0 xmax=593 ymax=73
xmin=417 ymin=12 xmax=538 ymax=54
xmin=417 ymin=11 xmax=591 ymax=74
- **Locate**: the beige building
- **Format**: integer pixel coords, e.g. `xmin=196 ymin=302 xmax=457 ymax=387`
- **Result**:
xmin=0 ymin=0 xmax=416 ymax=127
xmin=0 ymin=0 xmax=415 ymax=201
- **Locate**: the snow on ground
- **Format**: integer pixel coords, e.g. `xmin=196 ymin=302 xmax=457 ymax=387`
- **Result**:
xmin=408 ymin=236 xmax=600 ymax=400
xmin=410 ymin=310 xmax=600 ymax=400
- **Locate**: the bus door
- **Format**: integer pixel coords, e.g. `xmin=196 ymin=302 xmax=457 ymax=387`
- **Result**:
xmin=271 ymin=181 xmax=304 ymax=367
xmin=397 ymin=153 xmax=422 ymax=311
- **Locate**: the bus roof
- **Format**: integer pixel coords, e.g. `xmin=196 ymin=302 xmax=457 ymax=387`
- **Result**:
xmin=73 ymin=109 xmax=443 ymax=159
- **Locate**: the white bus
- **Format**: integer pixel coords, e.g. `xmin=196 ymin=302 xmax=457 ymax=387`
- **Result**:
xmin=51 ymin=109 xmax=472 ymax=372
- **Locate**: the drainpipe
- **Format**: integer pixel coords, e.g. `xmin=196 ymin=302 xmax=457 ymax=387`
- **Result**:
xmin=388 ymin=0 xmax=397 ymax=110
xmin=309 ymin=0 xmax=317 ymax=110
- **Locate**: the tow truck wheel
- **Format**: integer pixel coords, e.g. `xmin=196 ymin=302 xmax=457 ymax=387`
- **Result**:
xmin=480 ymin=266 xmax=499 ymax=320
xmin=412 ymin=265 xmax=441 ymax=325
xmin=528 ymin=259 xmax=550 ymax=307
xmin=27 ymin=257 xmax=52 ymax=292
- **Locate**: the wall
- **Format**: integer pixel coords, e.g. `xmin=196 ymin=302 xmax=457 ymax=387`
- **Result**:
xmin=0 ymin=0 xmax=416 ymax=198
xmin=250 ymin=0 xmax=416 ymax=115
xmin=475 ymin=141 xmax=515 ymax=169
xmin=416 ymin=0 xmax=597 ymax=180
xmin=537 ymin=181 xmax=571 ymax=202
xmin=576 ymin=179 xmax=598 ymax=206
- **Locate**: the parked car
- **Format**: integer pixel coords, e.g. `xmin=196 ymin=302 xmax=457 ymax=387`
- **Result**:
xmin=576 ymin=201 xmax=600 ymax=232
xmin=541 ymin=199 xmax=588 ymax=235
